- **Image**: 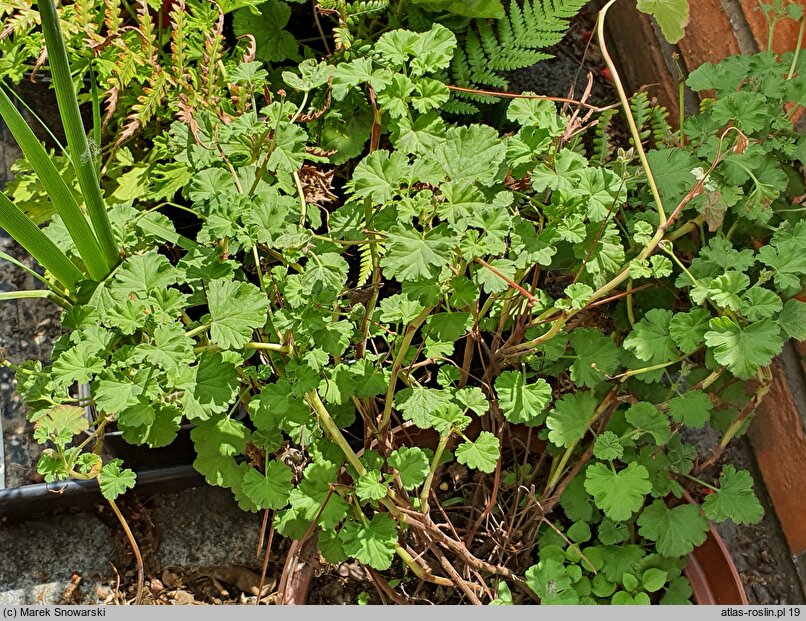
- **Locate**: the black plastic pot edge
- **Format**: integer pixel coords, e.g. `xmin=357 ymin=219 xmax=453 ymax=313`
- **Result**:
xmin=0 ymin=464 xmax=203 ymax=523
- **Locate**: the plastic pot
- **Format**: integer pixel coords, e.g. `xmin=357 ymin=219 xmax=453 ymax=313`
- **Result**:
xmin=0 ymin=464 xmax=203 ymax=523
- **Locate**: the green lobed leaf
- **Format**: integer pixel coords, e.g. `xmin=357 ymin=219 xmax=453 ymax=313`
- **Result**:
xmin=637 ymin=500 xmax=709 ymax=557
xmin=569 ymin=328 xmax=620 ymax=388
xmin=351 ymin=150 xmax=410 ymax=204
xmin=191 ymin=416 xmax=250 ymax=488
xmin=179 ymin=352 xmax=240 ymax=421
xmin=623 ymin=309 xmax=678 ymax=364
xmin=395 ymin=387 xmax=453 ymax=429
xmin=494 ymin=371 xmax=552 ymax=425
xmin=625 ymin=402 xmax=671 ymax=445
xmin=388 ymin=447 xmax=430 ymax=490
xmin=669 ymin=309 xmax=711 ymax=355
xmin=455 ymin=431 xmax=500 ymax=473
xmin=668 ymin=391 xmax=713 ymax=428
xmin=546 ymin=391 xmax=598 ymax=448
xmin=356 ymin=470 xmax=389 ymax=502
xmin=206 ymin=279 xmax=269 ymax=349
xmin=779 ymin=299 xmax=806 ymax=340
xmin=99 ymin=459 xmax=137 ymax=500
xmin=704 ymin=317 xmax=783 ymax=379
xmin=584 ymin=462 xmax=652 ymax=522
xmin=525 ymin=559 xmax=579 ymax=605
xmin=241 ymin=461 xmax=294 ymax=510
xmin=380 ymin=224 xmax=455 ymax=282
xmin=33 ymin=405 xmax=88 ymax=447
xmin=340 ymin=513 xmax=399 ymax=570
xmin=593 ymin=431 xmax=624 ymax=461
xmin=434 ymin=125 xmax=506 ymax=187
xmin=702 ymin=465 xmax=763 ymax=525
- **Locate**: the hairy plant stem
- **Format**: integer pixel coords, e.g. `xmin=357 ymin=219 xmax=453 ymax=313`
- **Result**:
xmin=293 ymin=170 xmax=308 ymax=225
xmin=420 ymin=434 xmax=450 ymax=513
xmin=625 ymin=279 xmax=636 ymax=327
xmin=394 ymin=545 xmax=454 ymax=588
xmin=680 ymin=472 xmax=719 ymax=492
xmin=787 ymin=17 xmax=805 ymax=80
xmin=306 ymin=389 xmax=366 ymax=476
xmin=379 ymin=306 xmax=433 ymax=432
xmin=0 ymin=289 xmax=72 ymax=310
xmin=252 ymin=245 xmax=267 ymax=292
xmin=698 ymin=366 xmax=773 ymax=472
xmin=446 ymin=85 xmax=618 ymax=112
xmin=598 ymin=0 xmax=666 ymax=226
xmin=185 ymin=323 xmax=211 ymax=338
xmin=609 ymin=350 xmax=699 ymax=381
xmin=108 ymin=498 xmax=144 ymax=605
xmin=0 ymin=250 xmax=67 ymax=296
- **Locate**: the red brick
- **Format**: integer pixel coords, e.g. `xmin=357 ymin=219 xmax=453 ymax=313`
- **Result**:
xmin=678 ymin=2 xmax=741 ymax=70
xmin=739 ymin=0 xmax=806 ymax=53
xmin=749 ymin=362 xmax=806 ymax=556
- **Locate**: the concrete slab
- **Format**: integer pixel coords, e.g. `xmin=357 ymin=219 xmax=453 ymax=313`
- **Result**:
xmin=0 ymin=486 xmax=265 ymax=604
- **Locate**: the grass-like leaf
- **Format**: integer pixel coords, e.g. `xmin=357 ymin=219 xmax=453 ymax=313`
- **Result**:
xmin=38 ymin=0 xmax=118 ymax=270
xmin=0 ymin=191 xmax=83 ymax=292
xmin=0 ymin=83 xmax=109 ymax=281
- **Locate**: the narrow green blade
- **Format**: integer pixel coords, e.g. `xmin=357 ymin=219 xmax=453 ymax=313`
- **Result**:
xmin=0 ymin=290 xmax=53 ymax=301
xmin=0 ymin=192 xmax=83 ymax=292
xmin=0 ymin=84 xmax=109 ymax=281
xmin=137 ymin=217 xmax=200 ymax=251
xmin=0 ymin=289 xmax=71 ymax=310
xmin=38 ymin=0 xmax=119 ymax=270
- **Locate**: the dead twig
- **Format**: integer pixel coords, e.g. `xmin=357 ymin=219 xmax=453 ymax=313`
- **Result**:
xmin=447 ymin=85 xmax=618 ymax=112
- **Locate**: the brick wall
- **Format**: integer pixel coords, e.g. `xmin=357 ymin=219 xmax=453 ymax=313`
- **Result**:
xmin=606 ymin=0 xmax=806 ymax=124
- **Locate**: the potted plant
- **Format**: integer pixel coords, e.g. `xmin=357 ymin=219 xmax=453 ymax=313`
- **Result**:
xmin=2 ymin=0 xmax=804 ymax=606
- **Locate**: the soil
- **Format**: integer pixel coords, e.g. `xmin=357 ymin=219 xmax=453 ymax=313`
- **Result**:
xmin=0 ymin=235 xmax=62 ymax=488
xmin=506 ymin=5 xmax=613 ymax=105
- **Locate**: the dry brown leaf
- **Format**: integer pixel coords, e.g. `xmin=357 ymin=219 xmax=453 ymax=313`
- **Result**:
xmin=194 ymin=565 xmax=273 ymax=597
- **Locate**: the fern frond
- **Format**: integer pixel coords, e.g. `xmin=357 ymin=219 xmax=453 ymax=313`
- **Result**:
xmin=346 ymin=0 xmax=390 ymax=25
xmin=136 ymin=0 xmax=158 ymax=64
xmin=200 ymin=6 xmax=225 ymax=101
xmin=115 ymin=69 xmax=169 ymax=146
xmin=74 ymin=0 xmax=94 ymax=30
xmin=449 ymin=0 xmax=588 ymax=111
xmin=356 ymin=244 xmax=373 ymax=288
xmin=170 ymin=0 xmax=189 ymax=85
xmin=629 ymin=91 xmax=652 ymax=144
xmin=333 ymin=25 xmax=353 ymax=51
xmin=0 ymin=1 xmax=38 ymax=41
xmin=103 ymin=36 xmax=147 ymax=127
xmin=648 ymin=105 xmax=671 ymax=146
xmin=104 ymin=0 xmax=123 ymax=33
xmin=0 ymin=0 xmax=26 ymax=20
xmin=443 ymin=99 xmax=483 ymax=115
xmin=591 ymin=108 xmax=616 ymax=165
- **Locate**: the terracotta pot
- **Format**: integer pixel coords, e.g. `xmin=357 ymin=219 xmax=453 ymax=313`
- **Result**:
xmin=281 ymin=425 xmax=749 ymax=605
xmin=686 ymin=524 xmax=749 ymax=605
